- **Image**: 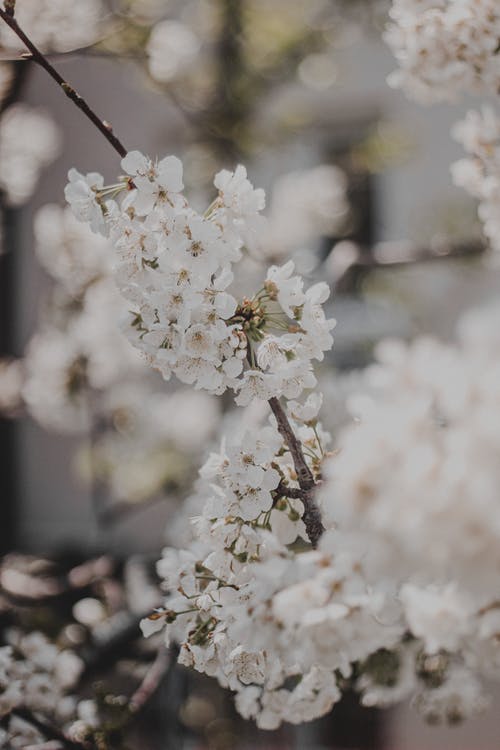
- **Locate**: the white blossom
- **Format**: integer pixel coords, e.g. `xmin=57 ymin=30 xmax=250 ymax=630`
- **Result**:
xmin=147 ymin=20 xmax=201 ymax=84
xmin=64 ymin=168 xmax=110 ymax=235
xmin=66 ymin=155 xmax=334 ymax=405
xmin=121 ymin=151 xmax=184 ymax=214
xmin=41 ymin=0 xmax=500 ymax=733
xmin=414 ymin=664 xmax=490 ymax=724
xmin=400 ymin=583 xmax=474 ymax=654
xmin=0 ymin=632 xmax=83 ymax=720
xmin=0 ymin=104 xmax=60 ymax=206
xmin=385 ymin=0 xmax=500 ymax=103
xmin=34 ymin=204 xmax=111 ymax=296
xmin=451 ymin=106 xmax=500 ymax=254
xmin=321 ymin=302 xmax=500 ymax=603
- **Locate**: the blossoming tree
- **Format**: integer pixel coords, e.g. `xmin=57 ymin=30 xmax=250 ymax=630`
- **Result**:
xmin=1 ymin=0 xmax=500 ymax=743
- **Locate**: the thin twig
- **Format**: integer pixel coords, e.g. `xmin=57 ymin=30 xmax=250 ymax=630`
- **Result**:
xmin=275 ymin=481 xmax=306 ymax=500
xmin=129 ymin=649 xmax=171 ymax=714
xmin=0 ymin=8 xmax=128 ymax=158
xmin=268 ymin=397 xmax=324 ymax=547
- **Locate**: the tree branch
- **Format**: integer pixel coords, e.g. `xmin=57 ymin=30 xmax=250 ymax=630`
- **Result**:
xmin=129 ymin=649 xmax=171 ymax=714
xmin=0 ymin=7 xmax=128 ymax=158
xmin=269 ymin=397 xmax=314 ymax=489
xmin=275 ymin=482 xmax=307 ymax=500
xmin=268 ymin=396 xmax=324 ymax=547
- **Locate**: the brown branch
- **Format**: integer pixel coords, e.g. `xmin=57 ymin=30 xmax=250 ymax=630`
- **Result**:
xmin=275 ymin=482 xmax=307 ymax=501
xmin=129 ymin=649 xmax=171 ymax=714
xmin=269 ymin=397 xmax=314 ymax=488
xmin=0 ymin=7 xmax=128 ymax=158
xmin=268 ymin=396 xmax=324 ymax=547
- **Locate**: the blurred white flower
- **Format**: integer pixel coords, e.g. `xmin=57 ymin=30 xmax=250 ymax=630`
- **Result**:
xmin=385 ymin=0 xmax=500 ymax=103
xmin=451 ymin=106 xmax=500 ymax=254
xmin=321 ymin=301 xmax=500 ymax=604
xmin=264 ymin=165 xmax=348 ymax=260
xmin=0 ymin=0 xmax=103 ymax=54
xmin=34 ymin=204 xmax=112 ymax=297
xmin=0 ymin=104 xmax=61 ymax=206
xmin=147 ymin=20 xmax=201 ymax=83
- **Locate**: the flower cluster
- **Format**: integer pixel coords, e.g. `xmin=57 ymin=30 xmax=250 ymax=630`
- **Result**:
xmin=70 ymin=144 xmax=497 ymax=729
xmin=0 ymin=631 xmax=84 ymax=747
xmin=0 ymin=104 xmax=60 ymax=206
xmin=357 ymin=640 xmax=490 ymax=724
xmin=35 ymin=202 xmax=112 ymax=294
xmin=65 ymin=152 xmax=336 ymax=405
xmin=21 ymin=202 xmax=219 ymax=504
xmin=23 ymin=205 xmax=141 ymax=433
xmin=316 ymin=302 xmax=500 ymax=722
xmin=451 ymin=106 xmax=500 ymax=254
xmin=140 ymin=402 xmax=398 ymax=730
xmin=142 ymin=330 xmax=500 ymax=729
xmin=385 ymin=0 xmax=500 ymax=103
xmin=6 ymin=0 xmax=500 ymax=735
xmin=0 ymin=553 xmax=167 ymax=749
xmin=322 ymin=302 xmax=500 ymax=597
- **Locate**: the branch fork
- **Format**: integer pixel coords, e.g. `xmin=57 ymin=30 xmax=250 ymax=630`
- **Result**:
xmin=269 ymin=396 xmax=324 ymax=547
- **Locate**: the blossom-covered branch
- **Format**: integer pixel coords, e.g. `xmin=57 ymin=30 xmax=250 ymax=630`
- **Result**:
xmin=0 ymin=3 xmax=330 ymax=548
xmin=63 ymin=151 xmax=333 ymax=543
xmin=4 ymin=0 xmax=500 ymax=734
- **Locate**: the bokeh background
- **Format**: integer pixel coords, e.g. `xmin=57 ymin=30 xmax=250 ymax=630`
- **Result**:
xmin=1 ymin=1 xmax=499 ymax=747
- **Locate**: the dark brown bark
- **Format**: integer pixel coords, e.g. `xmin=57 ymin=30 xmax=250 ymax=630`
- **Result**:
xmin=269 ymin=397 xmax=324 ymax=547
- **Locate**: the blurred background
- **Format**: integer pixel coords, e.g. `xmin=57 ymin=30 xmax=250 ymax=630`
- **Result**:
xmin=0 ymin=0 xmax=499 ymax=747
